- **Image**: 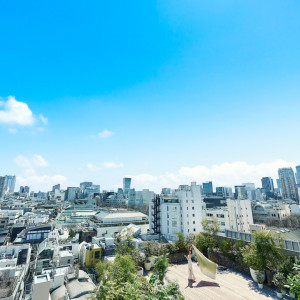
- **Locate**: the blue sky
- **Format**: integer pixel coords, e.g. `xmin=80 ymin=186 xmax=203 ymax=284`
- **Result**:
xmin=0 ymin=0 xmax=300 ymax=192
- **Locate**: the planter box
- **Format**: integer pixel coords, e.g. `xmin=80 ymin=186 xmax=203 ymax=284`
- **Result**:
xmin=144 ymin=262 xmax=151 ymax=271
xmin=250 ymin=268 xmax=265 ymax=283
xmin=169 ymin=253 xmax=186 ymax=264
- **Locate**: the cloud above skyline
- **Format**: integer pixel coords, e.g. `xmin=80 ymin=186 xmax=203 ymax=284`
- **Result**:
xmin=0 ymin=96 xmax=35 ymax=126
xmin=127 ymin=159 xmax=293 ymax=192
xmin=17 ymin=169 xmax=67 ymax=192
xmin=103 ymin=161 xmax=124 ymax=168
xmin=14 ymin=154 xmax=49 ymax=168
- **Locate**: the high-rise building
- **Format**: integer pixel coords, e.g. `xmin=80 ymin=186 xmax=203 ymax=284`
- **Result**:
xmin=24 ymin=186 xmax=30 ymax=194
xmin=234 ymin=185 xmax=247 ymax=200
xmin=278 ymin=168 xmax=299 ymax=202
xmin=296 ymin=165 xmax=300 ymax=188
xmin=4 ymin=175 xmax=16 ymax=193
xmin=243 ymin=183 xmax=256 ymax=200
xmin=52 ymin=184 xmax=61 ymax=192
xmin=0 ymin=177 xmax=5 ymax=199
xmin=202 ymin=181 xmax=213 ymax=195
xmin=66 ymin=187 xmax=80 ymax=202
xmin=261 ymin=177 xmax=274 ymax=194
xmin=216 ymin=187 xmax=233 ymax=198
xmin=80 ymin=182 xmax=93 ymax=190
xmin=123 ymin=177 xmax=131 ymax=195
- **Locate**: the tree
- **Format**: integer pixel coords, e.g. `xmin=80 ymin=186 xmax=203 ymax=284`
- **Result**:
xmin=153 ymin=255 xmax=169 ymax=284
xmin=175 ymin=233 xmax=188 ymax=253
xmin=115 ymin=228 xmax=135 ymax=255
xmin=69 ymin=228 xmax=76 ymax=239
xmin=242 ymin=231 xmax=284 ymax=271
xmin=194 ymin=218 xmax=220 ymax=256
xmin=202 ymin=217 xmax=220 ymax=236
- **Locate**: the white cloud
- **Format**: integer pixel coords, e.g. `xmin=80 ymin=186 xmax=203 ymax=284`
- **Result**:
xmin=14 ymin=155 xmax=32 ymax=168
xmin=0 ymin=96 xmax=35 ymax=126
xmin=39 ymin=114 xmax=48 ymax=125
xmin=103 ymin=161 xmax=124 ymax=168
xmin=14 ymin=154 xmax=48 ymax=168
xmin=8 ymin=128 xmax=18 ymax=134
xmin=87 ymin=163 xmax=102 ymax=171
xmin=32 ymin=154 xmax=48 ymax=167
xmin=94 ymin=129 xmax=114 ymax=139
xmin=127 ymin=159 xmax=293 ymax=192
xmin=17 ymin=170 xmax=67 ymax=192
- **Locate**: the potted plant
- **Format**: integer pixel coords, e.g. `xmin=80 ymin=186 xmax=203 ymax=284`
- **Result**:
xmin=256 ymin=271 xmax=264 ymax=289
xmin=241 ymin=243 xmax=265 ymax=283
xmin=273 ymin=272 xmax=285 ymax=299
xmin=137 ymin=266 xmax=144 ymax=276
xmin=285 ymin=274 xmax=300 ymax=298
xmin=144 ymin=258 xmax=151 ymax=271
xmin=153 ymin=254 xmax=169 ymax=284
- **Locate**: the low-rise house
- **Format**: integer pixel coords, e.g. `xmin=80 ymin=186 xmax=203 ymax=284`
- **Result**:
xmin=0 ymin=244 xmax=31 ymax=300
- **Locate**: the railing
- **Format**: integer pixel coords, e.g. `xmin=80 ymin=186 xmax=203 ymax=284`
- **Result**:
xmin=225 ymin=229 xmax=300 ymax=252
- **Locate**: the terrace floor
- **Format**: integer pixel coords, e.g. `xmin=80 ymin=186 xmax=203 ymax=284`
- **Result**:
xmin=166 ymin=262 xmax=280 ymax=300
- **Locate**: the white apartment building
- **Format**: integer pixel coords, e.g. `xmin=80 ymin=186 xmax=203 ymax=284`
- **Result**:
xmin=227 ymin=198 xmax=254 ymax=233
xmin=0 ymin=210 xmax=24 ymax=226
xmin=203 ymin=207 xmax=230 ymax=235
xmin=0 ymin=244 xmax=31 ymax=300
xmin=150 ymin=182 xmax=205 ymax=241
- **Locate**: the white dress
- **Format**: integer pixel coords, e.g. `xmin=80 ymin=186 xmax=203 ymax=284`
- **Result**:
xmin=188 ymin=255 xmax=195 ymax=280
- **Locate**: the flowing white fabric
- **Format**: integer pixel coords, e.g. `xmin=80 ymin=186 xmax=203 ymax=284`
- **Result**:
xmin=192 ymin=245 xmax=218 ymax=279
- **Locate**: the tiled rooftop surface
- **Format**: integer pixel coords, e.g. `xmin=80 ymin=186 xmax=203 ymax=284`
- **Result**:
xmin=166 ymin=262 xmax=278 ymax=300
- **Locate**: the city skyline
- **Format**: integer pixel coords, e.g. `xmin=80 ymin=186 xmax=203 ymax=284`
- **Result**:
xmin=1 ymin=1 xmax=300 ymax=191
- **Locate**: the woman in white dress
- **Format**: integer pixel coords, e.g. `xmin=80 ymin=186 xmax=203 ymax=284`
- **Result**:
xmin=185 ymin=248 xmax=196 ymax=281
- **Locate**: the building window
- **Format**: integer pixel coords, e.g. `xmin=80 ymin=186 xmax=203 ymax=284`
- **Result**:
xmin=216 ymin=214 xmax=224 ymax=218
xmin=192 ymin=207 xmax=194 ymax=210
xmin=192 ymin=214 xmax=195 ymax=217
xmin=193 ymin=221 xmax=195 ymax=224
xmin=172 ymin=221 xmax=177 ymax=227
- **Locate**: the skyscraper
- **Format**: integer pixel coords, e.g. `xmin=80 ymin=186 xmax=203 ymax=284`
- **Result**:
xmin=123 ymin=177 xmax=131 ymax=195
xmin=0 ymin=176 xmax=5 ymax=198
xmin=243 ymin=183 xmax=256 ymax=200
xmin=261 ymin=177 xmax=275 ymax=195
xmin=296 ymin=165 xmax=300 ymax=188
xmin=234 ymin=185 xmax=247 ymax=200
xmin=4 ymin=175 xmax=16 ymax=193
xmin=278 ymin=168 xmax=299 ymax=202
xmin=202 ymin=181 xmax=213 ymax=195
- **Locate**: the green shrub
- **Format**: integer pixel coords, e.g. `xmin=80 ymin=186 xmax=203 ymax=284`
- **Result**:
xmin=175 ymin=233 xmax=188 ymax=253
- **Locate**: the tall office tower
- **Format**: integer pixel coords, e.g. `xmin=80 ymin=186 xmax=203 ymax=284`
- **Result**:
xmin=216 ymin=187 xmax=226 ymax=197
xmin=24 ymin=186 xmax=30 ymax=194
xmin=296 ymin=165 xmax=300 ymax=187
xmin=52 ymin=184 xmax=61 ymax=192
xmin=123 ymin=177 xmax=131 ymax=195
xmin=234 ymin=185 xmax=247 ymax=200
xmin=80 ymin=182 xmax=93 ymax=190
xmin=0 ymin=176 xmax=5 ymax=198
xmin=202 ymin=181 xmax=213 ymax=195
xmin=19 ymin=186 xmax=25 ymax=193
xmin=261 ymin=177 xmax=275 ymax=197
xmin=216 ymin=187 xmax=232 ymax=198
xmin=278 ymin=168 xmax=299 ymax=202
xmin=66 ymin=187 xmax=80 ymax=202
xmin=243 ymin=183 xmax=256 ymax=200
xmin=4 ymin=175 xmax=16 ymax=193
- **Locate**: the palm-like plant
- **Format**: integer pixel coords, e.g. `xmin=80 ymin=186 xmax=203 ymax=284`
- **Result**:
xmin=153 ymin=254 xmax=169 ymax=284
